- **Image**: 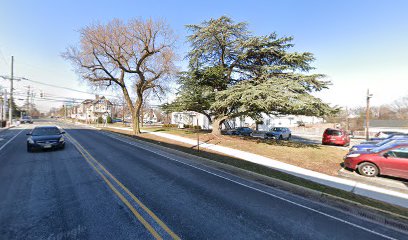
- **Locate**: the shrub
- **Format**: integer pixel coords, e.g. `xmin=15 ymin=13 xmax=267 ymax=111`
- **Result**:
xmin=107 ymin=116 xmax=112 ymax=124
xmin=163 ymin=124 xmax=178 ymax=128
xmin=97 ymin=116 xmax=103 ymax=124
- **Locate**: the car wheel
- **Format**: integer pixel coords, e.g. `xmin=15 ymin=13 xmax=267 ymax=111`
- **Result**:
xmin=278 ymin=135 xmax=283 ymax=140
xmin=358 ymin=162 xmax=379 ymax=177
xmin=287 ymin=134 xmax=291 ymax=140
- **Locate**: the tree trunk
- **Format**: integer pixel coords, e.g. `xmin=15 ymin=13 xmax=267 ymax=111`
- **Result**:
xmin=132 ymin=109 xmax=141 ymax=135
xmin=141 ymin=107 xmax=144 ymax=127
xmin=120 ymin=86 xmax=139 ymax=133
xmin=133 ymin=91 xmax=143 ymax=135
xmin=211 ymin=116 xmax=228 ymax=135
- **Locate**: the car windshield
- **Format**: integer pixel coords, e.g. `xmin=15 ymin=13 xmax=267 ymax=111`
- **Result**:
xmin=32 ymin=127 xmax=61 ymax=136
xmin=325 ymin=129 xmax=341 ymax=136
xmin=371 ymin=141 xmax=408 ymax=153
xmin=375 ymin=138 xmax=394 ymax=147
xmin=272 ymin=127 xmax=283 ymax=131
xmin=383 ymin=131 xmax=400 ymax=135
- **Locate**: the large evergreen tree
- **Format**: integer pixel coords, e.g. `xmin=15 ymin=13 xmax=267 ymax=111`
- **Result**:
xmin=166 ymin=16 xmax=336 ymax=135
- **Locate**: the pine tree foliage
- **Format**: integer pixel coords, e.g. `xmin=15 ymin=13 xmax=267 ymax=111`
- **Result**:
xmin=165 ymin=16 xmax=337 ymax=134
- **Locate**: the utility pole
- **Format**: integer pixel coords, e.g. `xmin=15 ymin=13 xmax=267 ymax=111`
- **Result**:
xmin=3 ymin=89 xmax=7 ymax=121
xmin=26 ymin=85 xmax=31 ymax=116
xmin=64 ymin=104 xmax=67 ymax=121
xmin=365 ymin=89 xmax=373 ymax=140
xmin=0 ymin=92 xmax=3 ymax=123
xmin=8 ymin=56 xmax=14 ymax=126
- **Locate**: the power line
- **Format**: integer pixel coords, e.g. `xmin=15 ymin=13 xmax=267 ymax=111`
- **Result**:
xmin=0 ymin=48 xmax=8 ymax=66
xmin=19 ymin=78 xmax=117 ymax=97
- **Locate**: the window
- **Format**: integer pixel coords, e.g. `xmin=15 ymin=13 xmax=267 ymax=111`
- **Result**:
xmin=32 ymin=127 xmax=61 ymax=136
xmin=388 ymin=148 xmax=408 ymax=159
xmin=325 ymin=129 xmax=342 ymax=136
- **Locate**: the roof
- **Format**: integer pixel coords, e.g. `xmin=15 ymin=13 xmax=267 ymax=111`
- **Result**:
xmin=364 ymin=120 xmax=408 ymax=128
xmin=81 ymin=99 xmax=93 ymax=105
xmin=92 ymin=96 xmax=112 ymax=105
xmin=33 ymin=125 xmax=59 ymax=129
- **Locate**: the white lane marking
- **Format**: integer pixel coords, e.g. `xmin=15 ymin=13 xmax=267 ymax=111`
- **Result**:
xmin=0 ymin=128 xmax=26 ymax=152
xmin=100 ymin=131 xmax=398 ymax=240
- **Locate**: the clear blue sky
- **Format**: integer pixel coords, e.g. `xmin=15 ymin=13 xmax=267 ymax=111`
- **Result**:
xmin=1 ymin=0 xmax=407 ymax=111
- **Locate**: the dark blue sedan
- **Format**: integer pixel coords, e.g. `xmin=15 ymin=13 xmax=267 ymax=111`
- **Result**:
xmin=27 ymin=126 xmax=65 ymax=152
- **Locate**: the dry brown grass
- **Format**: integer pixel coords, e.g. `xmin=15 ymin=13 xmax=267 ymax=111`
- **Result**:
xmin=111 ymin=126 xmax=348 ymax=176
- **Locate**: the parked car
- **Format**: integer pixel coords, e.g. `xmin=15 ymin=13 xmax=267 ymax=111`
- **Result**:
xmin=370 ymin=132 xmax=408 ymax=141
xmin=236 ymin=127 xmax=253 ymax=136
xmin=265 ymin=127 xmax=291 ymax=140
xmin=112 ymin=118 xmax=123 ymax=123
xmin=250 ymin=130 xmax=267 ymax=139
xmin=297 ymin=121 xmax=305 ymax=127
xmin=322 ymin=128 xmax=350 ymax=146
xmin=27 ymin=126 xmax=65 ymax=152
xmin=226 ymin=127 xmax=253 ymax=136
xmin=344 ymin=141 xmax=408 ymax=179
xmin=374 ymin=131 xmax=403 ymax=139
xmin=20 ymin=116 xmax=33 ymax=124
xmin=349 ymin=135 xmax=408 ymax=152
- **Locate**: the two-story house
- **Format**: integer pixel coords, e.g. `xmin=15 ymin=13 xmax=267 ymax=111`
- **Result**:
xmin=75 ymin=96 xmax=113 ymax=122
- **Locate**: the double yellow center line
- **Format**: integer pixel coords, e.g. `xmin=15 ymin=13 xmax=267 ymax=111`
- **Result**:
xmin=65 ymin=132 xmax=180 ymax=240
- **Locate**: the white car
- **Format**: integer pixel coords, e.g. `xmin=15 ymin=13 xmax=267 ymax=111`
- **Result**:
xmin=374 ymin=131 xmax=404 ymax=139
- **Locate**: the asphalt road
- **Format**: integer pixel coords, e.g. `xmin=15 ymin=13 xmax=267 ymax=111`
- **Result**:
xmin=0 ymin=120 xmax=406 ymax=240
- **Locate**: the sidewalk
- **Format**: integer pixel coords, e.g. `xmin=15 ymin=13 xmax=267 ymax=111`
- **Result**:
xmin=80 ymin=123 xmax=408 ymax=208
xmin=0 ymin=126 xmax=13 ymax=133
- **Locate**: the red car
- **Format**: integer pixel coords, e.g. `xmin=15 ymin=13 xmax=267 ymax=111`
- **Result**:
xmin=344 ymin=142 xmax=408 ymax=179
xmin=322 ymin=128 xmax=350 ymax=146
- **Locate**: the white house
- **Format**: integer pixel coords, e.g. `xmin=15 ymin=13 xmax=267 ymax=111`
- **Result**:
xmin=143 ymin=109 xmax=158 ymax=123
xmin=230 ymin=114 xmax=324 ymax=131
xmin=171 ymin=111 xmax=323 ymax=130
xmin=73 ymin=96 xmax=113 ymax=122
xmin=171 ymin=111 xmax=211 ymax=129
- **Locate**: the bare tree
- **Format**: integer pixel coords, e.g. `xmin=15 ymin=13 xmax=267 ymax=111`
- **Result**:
xmin=62 ymin=18 xmax=176 ymax=134
xmin=390 ymin=96 xmax=408 ymax=119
